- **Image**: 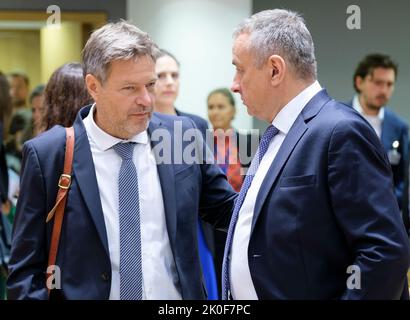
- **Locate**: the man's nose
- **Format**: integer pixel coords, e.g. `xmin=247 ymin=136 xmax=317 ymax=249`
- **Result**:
xmin=231 ymin=81 xmax=240 ymax=93
xmin=137 ymin=88 xmax=152 ymax=107
xmin=165 ymin=74 xmax=174 ymax=85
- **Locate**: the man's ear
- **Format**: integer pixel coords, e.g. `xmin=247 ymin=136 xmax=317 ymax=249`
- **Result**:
xmin=267 ymin=55 xmax=286 ymax=86
xmin=355 ymin=76 xmax=364 ymax=92
xmin=85 ymin=74 xmax=101 ymax=101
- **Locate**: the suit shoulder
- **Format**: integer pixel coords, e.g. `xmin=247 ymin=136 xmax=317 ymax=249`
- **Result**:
xmin=176 ymin=110 xmax=208 ymax=129
xmin=309 ymin=100 xmax=394 ymax=168
xmin=319 ymin=100 xmax=371 ymax=129
xmin=187 ymin=114 xmax=208 ymax=129
xmin=24 ymin=125 xmax=66 ymax=155
xmin=152 ymin=112 xmax=197 ymax=131
xmin=313 ymin=100 xmax=382 ymax=147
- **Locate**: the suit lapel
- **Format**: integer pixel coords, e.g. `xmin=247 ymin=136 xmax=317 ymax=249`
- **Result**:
xmin=72 ymin=107 xmax=110 ymax=257
xmin=251 ymin=116 xmax=308 ymax=232
xmin=148 ymin=116 xmax=178 ymax=249
xmin=251 ymin=89 xmax=332 ymax=233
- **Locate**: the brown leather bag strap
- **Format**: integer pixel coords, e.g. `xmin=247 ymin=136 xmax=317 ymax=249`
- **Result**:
xmin=46 ymin=127 xmax=75 ymax=294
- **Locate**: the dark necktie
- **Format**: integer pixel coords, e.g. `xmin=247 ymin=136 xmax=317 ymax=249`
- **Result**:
xmin=113 ymin=142 xmax=143 ymax=300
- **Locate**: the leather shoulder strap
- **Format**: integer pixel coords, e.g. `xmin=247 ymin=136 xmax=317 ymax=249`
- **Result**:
xmin=46 ymin=127 xmax=75 ymax=295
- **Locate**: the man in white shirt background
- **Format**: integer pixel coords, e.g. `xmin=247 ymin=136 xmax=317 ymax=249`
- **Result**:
xmin=351 ymin=53 xmax=409 ymax=234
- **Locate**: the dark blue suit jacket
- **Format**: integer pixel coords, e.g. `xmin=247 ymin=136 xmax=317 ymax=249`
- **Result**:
xmin=249 ymin=90 xmax=410 ymax=299
xmin=7 ymin=106 xmax=236 ymax=300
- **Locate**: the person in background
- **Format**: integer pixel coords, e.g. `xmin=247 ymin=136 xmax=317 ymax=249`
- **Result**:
xmin=154 ymin=49 xmax=208 ymax=134
xmin=41 ymin=62 xmax=93 ymax=132
xmin=0 ymin=72 xmax=12 ymax=144
xmin=0 ymin=138 xmax=11 ymax=300
xmin=0 ymin=71 xmax=17 ymax=215
xmin=207 ymin=88 xmax=257 ymax=192
xmin=154 ymin=49 xmax=219 ymax=299
xmin=5 ymin=72 xmax=32 ymax=163
xmin=350 ymin=53 xmax=409 ymax=234
xmin=30 ymin=84 xmax=45 ymax=137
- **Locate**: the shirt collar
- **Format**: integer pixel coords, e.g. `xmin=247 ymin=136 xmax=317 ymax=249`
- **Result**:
xmin=84 ymin=103 xmax=149 ymax=151
xmin=272 ymin=80 xmax=322 ymax=134
xmin=352 ymin=94 xmax=385 ymax=120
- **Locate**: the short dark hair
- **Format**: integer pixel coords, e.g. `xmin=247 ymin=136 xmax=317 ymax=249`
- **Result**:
xmin=207 ymin=88 xmax=236 ymax=108
xmin=29 ymin=84 xmax=45 ymax=103
xmin=353 ymin=53 xmax=398 ymax=93
xmin=157 ymin=49 xmax=180 ymax=67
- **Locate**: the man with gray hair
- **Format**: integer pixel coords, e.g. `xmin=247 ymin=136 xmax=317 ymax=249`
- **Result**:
xmin=222 ymin=9 xmax=410 ymax=299
xmin=7 ymin=21 xmax=236 ymax=300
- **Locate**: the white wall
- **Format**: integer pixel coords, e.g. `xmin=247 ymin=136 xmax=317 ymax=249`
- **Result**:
xmin=127 ymin=0 xmax=253 ymax=130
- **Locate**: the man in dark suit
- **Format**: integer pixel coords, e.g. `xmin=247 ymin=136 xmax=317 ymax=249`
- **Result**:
xmin=7 ymin=21 xmax=236 ymax=300
xmin=222 ymin=9 xmax=410 ymax=300
xmin=350 ymin=54 xmax=409 ymax=234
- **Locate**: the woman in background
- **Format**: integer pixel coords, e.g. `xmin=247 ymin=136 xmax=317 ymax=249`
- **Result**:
xmin=30 ymin=84 xmax=45 ymax=137
xmin=41 ymin=62 xmax=93 ymax=132
xmin=0 ymin=72 xmax=12 ymax=142
xmin=207 ymin=88 xmax=256 ymax=191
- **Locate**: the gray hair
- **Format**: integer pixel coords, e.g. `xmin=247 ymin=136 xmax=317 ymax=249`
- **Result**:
xmin=82 ymin=20 xmax=159 ymax=82
xmin=234 ymin=9 xmax=317 ymax=80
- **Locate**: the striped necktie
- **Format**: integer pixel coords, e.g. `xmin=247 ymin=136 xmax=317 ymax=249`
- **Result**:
xmin=113 ymin=142 xmax=143 ymax=300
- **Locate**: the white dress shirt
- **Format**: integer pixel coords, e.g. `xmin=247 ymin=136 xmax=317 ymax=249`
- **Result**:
xmin=83 ymin=104 xmax=181 ymax=300
xmin=230 ymin=81 xmax=323 ymax=300
xmin=352 ymin=95 xmax=384 ymax=138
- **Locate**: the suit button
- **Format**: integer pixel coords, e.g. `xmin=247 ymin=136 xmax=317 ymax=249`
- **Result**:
xmin=101 ymin=272 xmax=110 ymax=282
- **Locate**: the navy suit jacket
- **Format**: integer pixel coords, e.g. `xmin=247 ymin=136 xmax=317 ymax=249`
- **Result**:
xmin=7 ymin=106 xmax=236 ymax=300
xmin=249 ymin=90 xmax=410 ymax=299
